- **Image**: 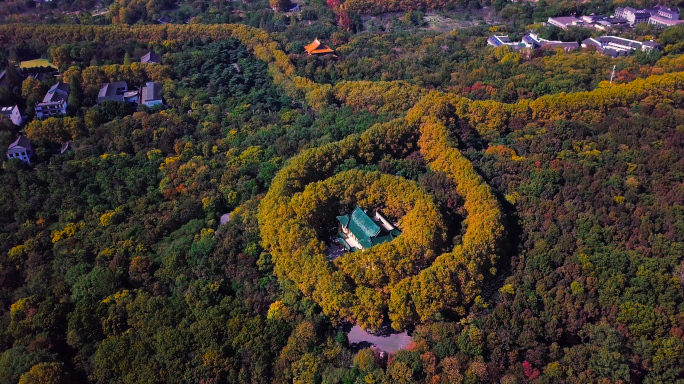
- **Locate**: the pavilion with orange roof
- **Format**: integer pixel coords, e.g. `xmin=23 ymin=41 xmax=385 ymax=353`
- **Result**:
xmin=304 ymin=39 xmax=335 ymax=56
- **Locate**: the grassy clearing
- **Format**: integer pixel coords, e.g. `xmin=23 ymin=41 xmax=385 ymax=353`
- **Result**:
xmin=20 ymin=59 xmax=57 ymax=69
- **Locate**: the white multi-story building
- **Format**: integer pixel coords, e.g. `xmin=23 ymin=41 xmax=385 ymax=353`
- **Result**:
xmin=614 ymin=7 xmax=651 ymax=26
xmin=0 ymin=105 xmax=22 ymax=126
xmin=649 ymin=14 xmax=684 ymax=27
xmin=35 ymin=82 xmax=69 ymax=119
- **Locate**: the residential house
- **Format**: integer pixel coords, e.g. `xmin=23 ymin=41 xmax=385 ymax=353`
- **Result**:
xmin=336 ymin=207 xmax=401 ymax=252
xmin=0 ymin=105 xmax=22 ymax=126
xmin=548 ymin=16 xmax=585 ymax=29
xmin=35 ymin=82 xmax=69 ymax=119
xmin=6 ymin=135 xmax=33 ymax=163
xmin=97 ymin=81 xmax=128 ymax=104
xmin=305 ymin=39 xmax=335 ymax=56
xmin=140 ymin=81 xmax=163 ymax=107
xmin=582 ymin=36 xmax=660 ymax=57
xmin=141 ymin=51 xmax=162 ymax=64
xmin=614 ymin=7 xmax=651 ymax=26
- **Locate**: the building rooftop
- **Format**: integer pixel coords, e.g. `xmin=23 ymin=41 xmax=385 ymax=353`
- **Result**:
xmin=98 ymin=81 xmax=127 ymax=99
xmin=650 ymin=15 xmax=684 ymax=26
xmin=549 ymin=16 xmax=584 ymax=25
xmin=582 ymin=36 xmax=658 ymax=56
xmin=141 ymin=81 xmax=162 ymax=103
xmin=9 ymin=135 xmax=31 ymax=150
xmin=337 ymin=207 xmax=401 ymax=249
xmin=305 ymin=39 xmax=334 ymax=55
xmin=42 ymin=82 xmax=69 ymax=103
xmin=141 ymin=51 xmax=162 ymax=64
xmin=551 ymin=16 xmax=581 ymax=22
xmin=598 ymin=36 xmax=642 ymax=49
xmin=617 ymin=6 xmax=651 ymax=16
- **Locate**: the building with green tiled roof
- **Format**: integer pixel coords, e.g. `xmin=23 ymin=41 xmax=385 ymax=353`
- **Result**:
xmin=336 ymin=207 xmax=401 ymax=251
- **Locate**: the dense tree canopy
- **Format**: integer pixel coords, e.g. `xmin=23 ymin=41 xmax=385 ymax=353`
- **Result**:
xmin=2 ymin=2 xmax=684 ymax=383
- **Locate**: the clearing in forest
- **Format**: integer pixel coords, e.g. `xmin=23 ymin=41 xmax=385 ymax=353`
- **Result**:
xmin=19 ymin=59 xmax=57 ymax=69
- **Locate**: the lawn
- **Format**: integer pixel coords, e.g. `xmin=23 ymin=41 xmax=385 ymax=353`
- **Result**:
xmin=19 ymin=59 xmax=57 ymax=69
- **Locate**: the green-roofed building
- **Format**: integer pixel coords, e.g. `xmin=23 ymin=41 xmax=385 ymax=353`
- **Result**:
xmin=336 ymin=207 xmax=401 ymax=251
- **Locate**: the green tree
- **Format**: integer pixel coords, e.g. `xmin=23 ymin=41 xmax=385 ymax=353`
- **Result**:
xmin=67 ymin=73 xmax=83 ymax=114
xmin=21 ymin=77 xmax=44 ymax=106
xmin=49 ymin=46 xmax=71 ymax=70
xmin=18 ymin=362 xmax=64 ymax=384
xmin=270 ymin=0 xmax=292 ymax=11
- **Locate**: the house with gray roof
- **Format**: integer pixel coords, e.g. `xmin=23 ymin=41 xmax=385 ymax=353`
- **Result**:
xmin=97 ymin=81 xmax=128 ymax=104
xmin=140 ymin=81 xmax=163 ymax=107
xmin=35 ymin=82 xmax=69 ymax=118
xmin=6 ymin=135 xmax=33 ymax=163
xmin=336 ymin=207 xmax=401 ymax=251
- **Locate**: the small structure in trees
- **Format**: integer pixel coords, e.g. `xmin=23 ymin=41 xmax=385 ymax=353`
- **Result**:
xmin=336 ymin=206 xmax=401 ymax=251
xmin=141 ymin=51 xmax=162 ymax=64
xmin=59 ymin=142 xmax=71 ymax=155
xmin=305 ymin=39 xmax=335 ymax=56
xmin=6 ymin=135 xmax=33 ymax=163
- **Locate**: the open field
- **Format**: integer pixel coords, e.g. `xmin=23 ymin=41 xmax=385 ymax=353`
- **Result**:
xmin=424 ymin=10 xmax=493 ymax=32
xmin=19 ymin=58 xmax=56 ymax=68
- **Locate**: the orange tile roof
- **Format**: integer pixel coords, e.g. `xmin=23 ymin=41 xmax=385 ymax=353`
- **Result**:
xmin=305 ymin=39 xmax=334 ymax=55
xmin=305 ymin=39 xmax=321 ymax=53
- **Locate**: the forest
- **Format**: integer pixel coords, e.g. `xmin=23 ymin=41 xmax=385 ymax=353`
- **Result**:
xmin=1 ymin=0 xmax=684 ymax=383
